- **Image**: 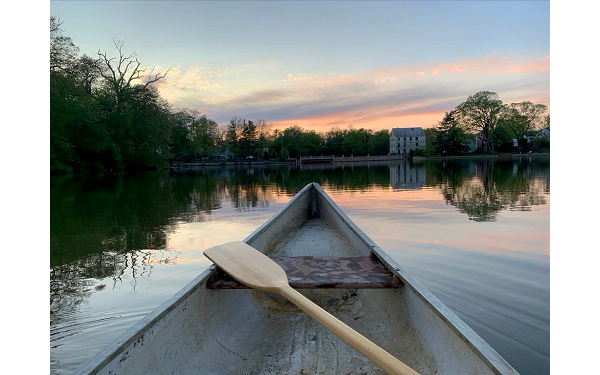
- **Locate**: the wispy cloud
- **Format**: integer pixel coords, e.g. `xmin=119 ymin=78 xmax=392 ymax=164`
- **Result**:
xmin=154 ymin=53 xmax=549 ymax=131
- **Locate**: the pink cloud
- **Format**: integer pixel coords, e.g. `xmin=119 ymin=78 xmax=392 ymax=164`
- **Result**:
xmin=156 ymin=53 xmax=549 ymax=131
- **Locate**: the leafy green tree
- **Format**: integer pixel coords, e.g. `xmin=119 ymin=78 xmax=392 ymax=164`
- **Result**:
xmin=280 ymin=125 xmax=304 ymax=157
xmin=423 ymin=128 xmax=437 ymax=157
xmin=342 ymin=126 xmax=369 ymax=156
xmin=225 ymin=117 xmax=244 ymax=159
xmin=50 ymin=17 xmax=80 ymax=172
xmin=125 ymin=85 xmax=173 ymax=169
xmin=302 ymin=130 xmax=325 ymax=156
xmin=493 ymin=124 xmax=516 ymax=152
xmin=433 ymin=111 xmax=470 ymax=155
xmin=190 ymin=114 xmax=220 ymax=158
xmin=499 ymin=101 xmax=548 ymax=147
xmin=169 ymin=111 xmax=196 ymax=163
xmin=279 ymin=146 xmax=290 ymax=160
xmin=51 ymin=70 xmax=109 ymax=172
xmin=269 ymin=129 xmax=285 ymax=160
xmin=323 ymin=127 xmax=345 ymax=155
xmin=269 ymin=125 xmax=323 ymax=158
xmin=50 ymin=16 xmax=79 ymax=74
xmin=368 ymin=129 xmax=390 ymax=155
xmin=456 ymin=91 xmax=504 ymax=153
xmin=240 ymin=120 xmax=259 ymax=158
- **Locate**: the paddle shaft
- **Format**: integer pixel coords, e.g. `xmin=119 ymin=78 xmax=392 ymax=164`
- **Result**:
xmin=204 ymin=241 xmax=418 ymax=375
xmin=278 ymin=285 xmax=419 ymax=375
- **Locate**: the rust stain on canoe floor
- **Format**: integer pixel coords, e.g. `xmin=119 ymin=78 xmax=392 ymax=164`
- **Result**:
xmin=207 ymin=256 xmax=404 ymax=289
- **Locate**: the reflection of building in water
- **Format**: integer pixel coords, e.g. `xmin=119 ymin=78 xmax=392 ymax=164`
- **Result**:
xmin=390 ymin=162 xmax=426 ymax=190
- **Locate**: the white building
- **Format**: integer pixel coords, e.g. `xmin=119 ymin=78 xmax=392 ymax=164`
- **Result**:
xmin=389 ymin=127 xmax=426 ymax=156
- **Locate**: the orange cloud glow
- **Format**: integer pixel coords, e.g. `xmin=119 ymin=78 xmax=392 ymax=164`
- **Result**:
xmin=153 ymin=53 xmax=549 ymax=132
xmin=272 ymin=111 xmax=445 ymax=133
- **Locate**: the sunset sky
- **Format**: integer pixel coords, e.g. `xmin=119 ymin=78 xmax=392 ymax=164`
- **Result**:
xmin=49 ymin=1 xmax=550 ymax=132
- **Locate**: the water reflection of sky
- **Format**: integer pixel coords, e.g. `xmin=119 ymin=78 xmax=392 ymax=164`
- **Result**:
xmin=327 ymin=187 xmax=549 ymax=258
xmin=165 ymin=202 xmax=289 ymax=255
xmin=164 ymin=182 xmax=549 ymax=266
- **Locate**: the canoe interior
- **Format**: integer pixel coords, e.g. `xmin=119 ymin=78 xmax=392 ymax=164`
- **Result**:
xmin=76 ymin=182 xmax=518 ymax=375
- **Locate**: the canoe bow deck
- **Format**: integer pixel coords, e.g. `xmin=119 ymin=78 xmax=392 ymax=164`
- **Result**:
xmin=74 ymin=182 xmax=519 ymax=375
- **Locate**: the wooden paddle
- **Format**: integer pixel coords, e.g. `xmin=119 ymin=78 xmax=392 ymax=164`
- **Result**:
xmin=204 ymin=241 xmax=419 ymax=375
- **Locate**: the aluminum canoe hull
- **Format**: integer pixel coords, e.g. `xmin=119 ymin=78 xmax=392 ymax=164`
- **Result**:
xmin=74 ymin=182 xmax=518 ymax=375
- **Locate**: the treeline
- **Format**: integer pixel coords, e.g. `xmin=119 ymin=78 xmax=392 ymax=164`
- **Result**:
xmin=51 ymin=16 xmax=549 ymax=174
xmin=50 ymin=17 xmax=389 ymax=174
xmin=424 ymin=91 xmax=550 ymax=157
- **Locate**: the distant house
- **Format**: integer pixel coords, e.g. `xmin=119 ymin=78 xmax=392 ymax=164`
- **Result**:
xmin=524 ymin=131 xmax=538 ymax=145
xmin=389 ymin=127 xmax=426 ymax=157
xmin=513 ymin=128 xmax=550 ymax=147
xmin=536 ymin=128 xmax=550 ymax=140
xmin=468 ymin=133 xmax=486 ymax=152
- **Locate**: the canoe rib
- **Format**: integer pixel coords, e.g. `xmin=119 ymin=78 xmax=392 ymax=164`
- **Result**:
xmin=207 ymin=255 xmax=404 ymax=289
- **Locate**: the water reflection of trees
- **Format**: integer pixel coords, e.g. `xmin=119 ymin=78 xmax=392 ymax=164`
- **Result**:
xmin=50 ymin=249 xmax=174 ymax=326
xmin=282 ymin=161 xmax=393 ymax=193
xmin=51 ymin=160 xmax=550 ymax=268
xmin=426 ymin=158 xmax=549 ymax=222
xmin=50 ymin=166 xmax=297 ymax=319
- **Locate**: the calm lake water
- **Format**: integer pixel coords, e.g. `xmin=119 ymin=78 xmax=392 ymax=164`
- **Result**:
xmin=50 ymin=157 xmax=550 ymax=375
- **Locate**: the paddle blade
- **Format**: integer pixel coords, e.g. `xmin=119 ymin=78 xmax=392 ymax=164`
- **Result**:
xmin=204 ymin=241 xmax=289 ymax=291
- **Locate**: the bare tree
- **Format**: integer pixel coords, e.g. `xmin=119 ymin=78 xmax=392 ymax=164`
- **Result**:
xmin=97 ymin=40 xmax=171 ymax=110
xmin=254 ymin=119 xmax=273 ymax=140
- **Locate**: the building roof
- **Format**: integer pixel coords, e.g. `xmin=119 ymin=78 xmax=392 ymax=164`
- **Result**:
xmin=390 ymin=127 xmax=426 ymax=137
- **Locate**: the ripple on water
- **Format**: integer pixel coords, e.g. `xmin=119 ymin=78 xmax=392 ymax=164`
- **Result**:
xmin=50 ymin=260 xmax=208 ymax=374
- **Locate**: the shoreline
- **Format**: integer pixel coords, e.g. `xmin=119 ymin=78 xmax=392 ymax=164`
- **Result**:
xmin=170 ymin=152 xmax=549 ymax=168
